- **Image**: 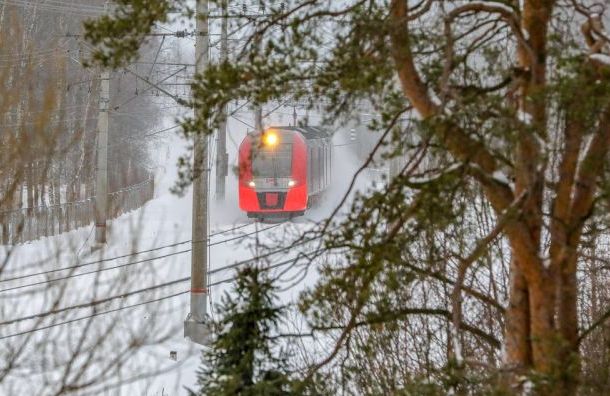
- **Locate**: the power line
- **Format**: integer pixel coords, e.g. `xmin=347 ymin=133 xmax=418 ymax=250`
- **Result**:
xmin=0 ymin=222 xmax=254 ymax=284
xmin=0 ymin=276 xmax=189 ymax=326
xmin=109 ymin=62 xmax=190 ymax=112
xmin=0 ymin=290 xmax=188 ymax=341
xmin=108 ymin=125 xmax=183 ymax=148
xmin=208 ymin=243 xmax=320 ymax=277
xmin=3 ymin=253 xmax=314 ymax=327
xmin=0 ymin=223 xmax=285 ymax=292
xmin=0 ymin=251 xmax=320 ymax=340
xmin=0 ymin=249 xmax=191 ymax=294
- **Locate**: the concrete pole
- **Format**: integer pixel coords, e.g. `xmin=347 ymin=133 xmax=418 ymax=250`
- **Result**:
xmin=254 ymin=105 xmax=263 ymax=132
xmin=215 ymin=0 xmax=228 ymax=201
xmin=253 ymin=32 xmax=263 ymax=133
xmin=185 ymin=0 xmax=212 ymax=346
xmin=94 ymin=70 xmax=109 ymax=244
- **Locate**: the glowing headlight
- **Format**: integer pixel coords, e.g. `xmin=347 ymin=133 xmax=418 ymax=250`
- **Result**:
xmin=288 ymin=180 xmax=296 ymax=187
xmin=248 ymin=181 xmax=256 ymax=188
xmin=262 ymin=130 xmax=279 ymax=147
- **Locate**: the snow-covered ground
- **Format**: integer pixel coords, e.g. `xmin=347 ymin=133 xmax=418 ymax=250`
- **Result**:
xmin=0 ymin=111 xmax=375 ymax=395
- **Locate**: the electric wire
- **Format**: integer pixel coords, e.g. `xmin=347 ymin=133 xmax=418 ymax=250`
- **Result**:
xmin=0 ymin=290 xmax=188 ymax=341
xmin=0 ymin=276 xmax=189 ymax=326
xmin=0 ymin=222 xmax=255 ymax=284
xmin=0 ymin=249 xmax=191 ymax=294
xmin=0 ymin=250 xmax=322 ymax=340
xmin=0 ymin=222 xmax=276 ymax=288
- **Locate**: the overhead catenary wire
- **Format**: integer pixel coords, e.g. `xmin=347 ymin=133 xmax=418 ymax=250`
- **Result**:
xmin=0 ymin=249 xmax=191 ymax=294
xmin=0 ymin=290 xmax=189 ymax=341
xmin=0 ymin=222 xmax=257 ymax=285
xmin=0 ymin=276 xmax=190 ymax=326
xmin=207 ymin=239 xmax=321 ymax=277
xmin=107 ymin=124 xmax=183 ymax=148
xmin=0 ymin=250 xmax=323 ymax=339
xmin=0 ymin=223 xmax=294 ymax=294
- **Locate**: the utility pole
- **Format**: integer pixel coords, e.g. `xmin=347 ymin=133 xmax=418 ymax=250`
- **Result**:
xmin=253 ymin=29 xmax=263 ymax=133
xmin=215 ymin=0 xmax=228 ymax=201
xmin=94 ymin=1 xmax=111 ymax=245
xmin=185 ymin=0 xmax=212 ymax=346
xmin=254 ymin=105 xmax=263 ymax=132
xmin=94 ymin=70 xmax=109 ymax=244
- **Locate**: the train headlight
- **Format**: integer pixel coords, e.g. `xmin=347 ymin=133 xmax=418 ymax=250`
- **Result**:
xmin=262 ymin=130 xmax=279 ymax=147
xmin=248 ymin=180 xmax=256 ymax=188
xmin=288 ymin=179 xmax=296 ymax=187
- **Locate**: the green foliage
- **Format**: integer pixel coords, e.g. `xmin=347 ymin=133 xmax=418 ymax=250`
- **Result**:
xmin=192 ymin=266 xmax=323 ymax=396
xmin=85 ymin=1 xmax=610 ymax=393
xmin=84 ymin=0 xmax=175 ymax=68
xmin=300 ymin=160 xmax=469 ymax=331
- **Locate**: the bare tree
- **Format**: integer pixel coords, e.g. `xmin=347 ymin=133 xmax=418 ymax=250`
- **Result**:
xmin=1 ymin=7 xmax=192 ymax=395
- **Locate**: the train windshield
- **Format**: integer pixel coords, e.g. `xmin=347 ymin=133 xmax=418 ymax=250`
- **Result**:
xmin=252 ymin=143 xmax=292 ymax=178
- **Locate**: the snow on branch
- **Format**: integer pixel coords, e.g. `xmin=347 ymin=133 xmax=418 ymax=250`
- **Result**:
xmin=458 ymin=1 xmax=515 ymax=15
xmin=590 ymin=53 xmax=610 ymax=67
xmin=518 ymin=110 xmax=533 ymax=125
xmin=492 ymin=170 xmax=511 ymax=186
xmin=445 ymin=1 xmax=535 ymax=65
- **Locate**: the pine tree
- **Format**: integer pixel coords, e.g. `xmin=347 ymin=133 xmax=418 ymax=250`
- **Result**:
xmin=192 ymin=266 xmax=297 ymax=396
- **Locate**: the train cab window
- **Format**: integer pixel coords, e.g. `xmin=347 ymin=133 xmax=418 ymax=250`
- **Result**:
xmin=252 ymin=143 xmax=292 ymax=178
xmin=308 ymin=146 xmax=313 ymax=187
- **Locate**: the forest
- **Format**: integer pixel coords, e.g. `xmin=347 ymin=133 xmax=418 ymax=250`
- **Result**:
xmin=4 ymin=1 xmax=610 ymax=395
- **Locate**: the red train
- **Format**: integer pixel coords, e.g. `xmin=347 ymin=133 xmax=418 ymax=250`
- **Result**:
xmin=238 ymin=126 xmax=333 ymax=220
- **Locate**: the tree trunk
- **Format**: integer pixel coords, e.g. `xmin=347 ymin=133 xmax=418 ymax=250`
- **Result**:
xmin=528 ymin=274 xmax=557 ymax=370
xmin=26 ymin=163 xmax=34 ymax=210
xmin=504 ymin=258 xmax=531 ymax=372
xmin=53 ymin=170 xmax=60 ymax=206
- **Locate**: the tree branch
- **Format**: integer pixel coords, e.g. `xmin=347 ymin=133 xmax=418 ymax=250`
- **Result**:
xmin=452 ymin=190 xmax=528 ymax=349
xmin=314 ymin=307 xmax=502 ymax=349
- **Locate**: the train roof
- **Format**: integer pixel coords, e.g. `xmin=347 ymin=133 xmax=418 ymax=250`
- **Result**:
xmin=270 ymin=126 xmax=332 ymax=140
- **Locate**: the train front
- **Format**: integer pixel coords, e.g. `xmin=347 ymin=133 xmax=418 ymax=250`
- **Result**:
xmin=238 ymin=128 xmax=307 ymax=220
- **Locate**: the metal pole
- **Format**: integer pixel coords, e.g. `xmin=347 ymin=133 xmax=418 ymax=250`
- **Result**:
xmin=94 ymin=70 xmax=109 ymax=244
xmin=253 ymin=31 xmax=263 ymax=133
xmin=185 ymin=0 xmax=211 ymax=346
xmin=215 ymin=0 xmax=228 ymax=201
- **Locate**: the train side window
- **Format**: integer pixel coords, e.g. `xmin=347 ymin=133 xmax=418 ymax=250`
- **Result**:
xmin=314 ymin=145 xmax=319 ymax=192
xmin=316 ymin=146 xmax=322 ymax=190
xmin=307 ymin=146 xmax=312 ymax=187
